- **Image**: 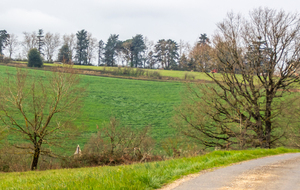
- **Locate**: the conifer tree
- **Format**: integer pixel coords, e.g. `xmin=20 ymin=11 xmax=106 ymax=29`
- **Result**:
xmin=75 ymin=29 xmax=89 ymax=65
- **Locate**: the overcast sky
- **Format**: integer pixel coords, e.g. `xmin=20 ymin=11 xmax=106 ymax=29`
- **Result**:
xmin=1 ymin=0 xmax=299 ymax=45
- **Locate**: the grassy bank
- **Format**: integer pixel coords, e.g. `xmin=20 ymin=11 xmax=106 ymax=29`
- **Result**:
xmin=11 ymin=61 xmax=213 ymax=80
xmin=0 ymin=148 xmax=299 ymax=189
xmin=43 ymin=63 xmax=215 ymax=81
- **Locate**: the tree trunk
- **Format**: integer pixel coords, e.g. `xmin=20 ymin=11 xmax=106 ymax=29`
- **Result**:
xmin=265 ymin=95 xmax=273 ymax=149
xmin=31 ymin=143 xmax=41 ymax=170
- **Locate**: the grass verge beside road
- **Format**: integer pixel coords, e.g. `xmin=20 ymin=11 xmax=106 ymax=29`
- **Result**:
xmin=0 ymin=148 xmax=299 ymax=190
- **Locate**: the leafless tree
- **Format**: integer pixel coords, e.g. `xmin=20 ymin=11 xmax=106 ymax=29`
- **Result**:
xmin=175 ymin=8 xmax=300 ymax=149
xmin=189 ymin=42 xmax=212 ymax=71
xmin=0 ymin=66 xmax=84 ymax=170
xmin=5 ymin=33 xmax=19 ymax=59
xmin=87 ymin=33 xmax=98 ymax=64
xmin=22 ymin=32 xmax=37 ymax=58
xmin=84 ymin=117 xmax=154 ymax=164
xmin=63 ymin=34 xmax=76 ymax=61
xmin=44 ymin=32 xmax=61 ymax=62
xmin=178 ymin=39 xmax=191 ymax=58
xmin=142 ymin=37 xmax=154 ymax=68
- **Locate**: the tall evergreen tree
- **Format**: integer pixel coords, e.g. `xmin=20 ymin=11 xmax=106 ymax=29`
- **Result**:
xmin=37 ymin=29 xmax=44 ymax=55
xmin=131 ymin=34 xmax=146 ymax=67
xmin=75 ymin=29 xmax=89 ymax=65
xmin=104 ymin=34 xmax=121 ymax=66
xmin=0 ymin=30 xmax=9 ymax=55
xmin=199 ymin=33 xmax=210 ymax=45
xmin=166 ymin=39 xmax=179 ymax=69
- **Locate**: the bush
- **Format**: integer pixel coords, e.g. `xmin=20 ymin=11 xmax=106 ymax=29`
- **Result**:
xmin=27 ymin=48 xmax=43 ymax=67
xmin=62 ymin=117 xmax=158 ymax=168
xmin=0 ymin=55 xmax=11 ymax=64
xmin=184 ymin=72 xmax=195 ymax=80
xmin=0 ymin=143 xmax=61 ymax=172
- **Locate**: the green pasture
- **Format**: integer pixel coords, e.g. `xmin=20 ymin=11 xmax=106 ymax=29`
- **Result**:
xmin=0 ymin=65 xmax=184 ymax=154
xmin=1 ymin=63 xmax=299 ymax=155
xmin=0 ymin=148 xmax=299 ymax=190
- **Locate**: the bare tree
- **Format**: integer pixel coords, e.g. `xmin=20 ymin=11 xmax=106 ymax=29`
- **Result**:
xmin=87 ymin=33 xmax=98 ymax=64
xmin=0 ymin=66 xmax=84 ymax=170
xmin=63 ymin=34 xmax=76 ymax=61
xmin=5 ymin=33 xmax=19 ymax=59
xmin=84 ymin=117 xmax=154 ymax=164
xmin=142 ymin=37 xmax=154 ymax=68
xmin=22 ymin=32 xmax=37 ymax=58
xmin=44 ymin=32 xmax=61 ymax=62
xmin=98 ymin=40 xmax=105 ymax=66
xmin=178 ymin=39 xmax=191 ymax=58
xmin=175 ymin=8 xmax=300 ymax=149
xmin=189 ymin=42 xmax=212 ymax=71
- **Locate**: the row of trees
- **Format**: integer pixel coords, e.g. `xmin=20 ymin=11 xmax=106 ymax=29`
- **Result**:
xmin=0 ymin=29 xmax=210 ymax=70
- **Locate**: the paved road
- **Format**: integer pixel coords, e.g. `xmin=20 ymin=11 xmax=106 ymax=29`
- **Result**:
xmin=173 ymin=153 xmax=300 ymax=190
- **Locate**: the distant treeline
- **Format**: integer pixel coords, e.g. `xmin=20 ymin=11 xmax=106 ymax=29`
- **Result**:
xmin=0 ymin=29 xmax=212 ymax=71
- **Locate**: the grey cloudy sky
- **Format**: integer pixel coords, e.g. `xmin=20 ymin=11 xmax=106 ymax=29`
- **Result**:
xmin=1 ymin=0 xmax=299 ymax=44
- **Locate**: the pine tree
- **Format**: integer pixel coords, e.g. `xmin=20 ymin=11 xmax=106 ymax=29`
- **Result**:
xmin=0 ymin=30 xmax=9 ymax=55
xmin=37 ymin=29 xmax=44 ymax=55
xmin=131 ymin=34 xmax=146 ymax=67
xmin=104 ymin=34 xmax=121 ymax=66
xmin=75 ymin=30 xmax=89 ymax=65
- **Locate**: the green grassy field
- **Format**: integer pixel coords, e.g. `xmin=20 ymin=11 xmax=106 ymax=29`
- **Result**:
xmin=0 ymin=148 xmax=298 ymax=190
xmin=0 ymin=65 xmax=184 ymax=154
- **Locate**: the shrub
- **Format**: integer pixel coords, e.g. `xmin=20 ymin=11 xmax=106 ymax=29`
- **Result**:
xmin=161 ymin=136 xmax=204 ymax=158
xmin=62 ymin=117 xmax=158 ymax=168
xmin=0 ymin=143 xmax=61 ymax=172
xmin=184 ymin=72 xmax=195 ymax=80
xmin=27 ymin=48 xmax=43 ymax=67
xmin=146 ymin=71 xmax=162 ymax=79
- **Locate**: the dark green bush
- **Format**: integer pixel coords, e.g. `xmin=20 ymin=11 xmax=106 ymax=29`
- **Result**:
xmin=27 ymin=48 xmax=43 ymax=67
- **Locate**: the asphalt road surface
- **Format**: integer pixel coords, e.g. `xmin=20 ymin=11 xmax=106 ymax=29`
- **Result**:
xmin=172 ymin=153 xmax=300 ymax=190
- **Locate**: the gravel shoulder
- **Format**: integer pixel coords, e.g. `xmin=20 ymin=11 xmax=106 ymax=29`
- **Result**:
xmin=160 ymin=153 xmax=300 ymax=190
